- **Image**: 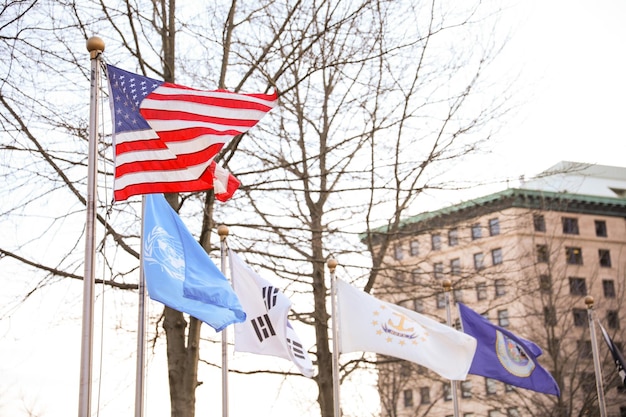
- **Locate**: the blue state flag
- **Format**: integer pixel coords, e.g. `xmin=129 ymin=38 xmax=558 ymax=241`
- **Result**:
xmin=142 ymin=194 xmax=246 ymax=331
xmin=458 ymin=303 xmax=560 ymax=396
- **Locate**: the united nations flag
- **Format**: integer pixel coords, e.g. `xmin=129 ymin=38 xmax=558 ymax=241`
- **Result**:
xmin=142 ymin=193 xmax=246 ymax=331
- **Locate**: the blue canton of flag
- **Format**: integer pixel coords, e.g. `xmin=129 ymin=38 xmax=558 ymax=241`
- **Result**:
xmin=458 ymin=303 xmax=560 ymax=396
xmin=142 ymin=194 xmax=246 ymax=331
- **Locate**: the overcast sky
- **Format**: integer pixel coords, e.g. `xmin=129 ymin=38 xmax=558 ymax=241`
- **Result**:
xmin=475 ymin=0 xmax=625 ymax=189
xmin=1 ymin=1 xmax=625 ymax=416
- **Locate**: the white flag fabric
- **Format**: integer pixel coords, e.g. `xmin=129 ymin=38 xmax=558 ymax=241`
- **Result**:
xmin=336 ymin=279 xmax=477 ymax=380
xmin=230 ymin=249 xmax=314 ymax=377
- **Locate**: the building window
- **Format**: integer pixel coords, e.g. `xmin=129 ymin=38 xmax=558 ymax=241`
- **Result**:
xmin=443 ymin=383 xmax=452 ymax=401
xmin=536 ymin=244 xmax=549 ymax=263
xmin=572 ymin=308 xmax=587 ymax=327
xmin=505 ymin=383 xmax=514 ymax=393
xmin=453 ymin=289 xmax=463 ymax=303
xmin=411 ymin=268 xmax=422 ymax=285
xmin=393 ymin=243 xmax=403 ymax=260
xmin=608 ymin=310 xmax=620 ymax=329
xmin=454 ymin=318 xmax=461 ymax=330
xmin=565 ymin=247 xmax=583 ymax=265
xmin=544 ymin=306 xmax=557 ymax=326
xmin=539 ymin=274 xmax=552 ymax=293
xmin=569 ymin=277 xmax=587 ymax=296
xmin=410 ymin=240 xmax=419 ymax=256
xmin=492 ymin=248 xmax=503 ymax=265
xmin=495 ymin=279 xmax=506 ymax=297
xmin=461 ymin=380 xmax=472 ymax=398
xmin=599 ymin=249 xmax=612 ymax=267
xmin=507 ymin=407 xmax=520 ymax=417
xmin=577 ymin=342 xmax=592 ymax=359
xmin=413 ymin=299 xmax=424 ymax=313
xmin=431 ymin=234 xmax=441 ymax=251
xmin=471 ymin=223 xmax=482 ymax=240
xmin=489 ymin=218 xmax=500 ymax=236
xmin=437 ymin=293 xmax=446 ymax=309
xmin=595 ymin=220 xmax=608 ymax=237
xmin=451 ymin=258 xmax=461 ymax=276
xmin=395 ymin=270 xmax=406 ymax=284
xmin=498 ymin=310 xmax=509 ymax=327
xmin=464 ymin=414 xmax=474 ymax=417
xmin=448 ymin=228 xmax=458 ymax=246
xmin=603 ymin=280 xmax=616 ymax=298
xmin=488 ymin=410 xmax=502 ymax=417
xmin=476 ymin=283 xmax=487 ymax=300
xmin=403 ymin=389 xmax=413 ymax=408
xmin=533 ymin=214 xmax=546 ymax=232
xmin=486 ymin=378 xmax=498 ymax=395
xmin=581 ymin=372 xmax=595 ymax=392
xmin=434 ymin=262 xmax=444 ymax=279
xmin=474 ymin=252 xmax=484 ymax=270
xmin=419 ymin=387 xmax=430 ymax=404
xmin=562 ymin=217 xmax=579 ymax=234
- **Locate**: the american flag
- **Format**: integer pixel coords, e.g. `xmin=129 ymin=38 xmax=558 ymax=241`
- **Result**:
xmin=106 ymin=65 xmax=277 ymax=201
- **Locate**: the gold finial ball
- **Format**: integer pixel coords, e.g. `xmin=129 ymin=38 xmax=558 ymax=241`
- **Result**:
xmin=217 ymin=225 xmax=229 ymax=237
xmin=585 ymin=296 xmax=594 ymax=309
xmin=442 ymin=279 xmax=452 ymax=291
xmin=327 ymin=258 xmax=338 ymax=270
xmin=86 ymin=36 xmax=105 ymax=52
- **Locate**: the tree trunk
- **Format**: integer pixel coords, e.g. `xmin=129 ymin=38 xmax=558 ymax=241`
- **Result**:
xmin=163 ymin=307 xmax=201 ymax=417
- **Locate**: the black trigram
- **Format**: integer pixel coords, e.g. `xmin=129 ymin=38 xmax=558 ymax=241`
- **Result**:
xmin=287 ymin=337 xmax=306 ymax=360
xmin=262 ymin=286 xmax=279 ymax=310
xmin=251 ymin=314 xmax=276 ymax=342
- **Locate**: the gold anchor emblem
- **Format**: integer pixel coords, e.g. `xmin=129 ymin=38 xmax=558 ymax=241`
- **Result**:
xmin=388 ymin=312 xmax=414 ymax=332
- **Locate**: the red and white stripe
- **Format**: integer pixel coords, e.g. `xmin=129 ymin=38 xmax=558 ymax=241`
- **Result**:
xmin=113 ymin=83 xmax=277 ymax=201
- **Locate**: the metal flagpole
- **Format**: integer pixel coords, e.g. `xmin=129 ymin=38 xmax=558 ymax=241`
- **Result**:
xmin=442 ymin=280 xmax=460 ymax=417
xmin=218 ymin=225 xmax=230 ymax=417
xmin=134 ymin=196 xmax=148 ymax=417
xmin=328 ymin=258 xmax=341 ymax=417
xmin=586 ymin=296 xmax=608 ymax=417
xmin=78 ymin=36 xmax=104 ymax=417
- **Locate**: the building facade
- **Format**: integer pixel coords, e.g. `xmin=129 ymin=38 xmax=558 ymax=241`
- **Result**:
xmin=372 ymin=162 xmax=626 ymax=417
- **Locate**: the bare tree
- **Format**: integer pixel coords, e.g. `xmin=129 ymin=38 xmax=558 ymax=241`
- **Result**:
xmin=0 ymin=1 xmax=514 ymax=416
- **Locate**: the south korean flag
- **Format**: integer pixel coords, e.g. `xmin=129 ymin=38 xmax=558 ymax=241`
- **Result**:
xmin=230 ymin=249 xmax=314 ymax=377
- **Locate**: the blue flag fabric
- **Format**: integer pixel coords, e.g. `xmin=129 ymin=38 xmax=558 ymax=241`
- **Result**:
xmin=142 ymin=194 xmax=246 ymax=331
xmin=458 ymin=303 xmax=560 ymax=396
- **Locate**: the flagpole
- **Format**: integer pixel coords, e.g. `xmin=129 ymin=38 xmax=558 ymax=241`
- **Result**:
xmin=78 ymin=36 xmax=104 ymax=417
xmin=328 ymin=257 xmax=341 ymax=417
xmin=585 ymin=296 xmax=608 ymax=417
xmin=218 ymin=225 xmax=230 ymax=417
xmin=442 ymin=280 xmax=460 ymax=417
xmin=134 ymin=195 xmax=147 ymax=417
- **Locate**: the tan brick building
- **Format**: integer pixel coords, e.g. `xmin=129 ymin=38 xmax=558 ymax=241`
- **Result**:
xmin=372 ymin=162 xmax=626 ymax=417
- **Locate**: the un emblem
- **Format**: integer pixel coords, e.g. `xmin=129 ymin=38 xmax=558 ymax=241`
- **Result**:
xmin=495 ymin=330 xmax=535 ymax=377
xmin=143 ymin=225 xmax=185 ymax=281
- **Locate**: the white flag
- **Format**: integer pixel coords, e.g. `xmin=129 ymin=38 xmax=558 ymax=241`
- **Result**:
xmin=230 ymin=249 xmax=314 ymax=377
xmin=336 ymin=279 xmax=477 ymax=380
